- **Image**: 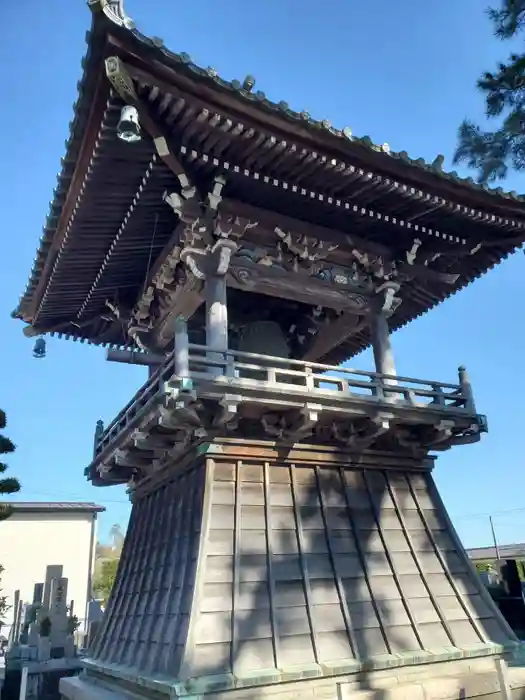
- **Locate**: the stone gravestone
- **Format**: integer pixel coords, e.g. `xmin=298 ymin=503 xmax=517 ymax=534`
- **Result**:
xmin=85 ymin=600 xmax=103 ymax=651
xmin=42 ymin=565 xmax=63 ymax=611
xmin=49 ymin=576 xmax=69 ymax=657
xmin=9 ymin=590 xmax=21 ymax=646
xmin=27 ymin=582 xmax=45 ymax=647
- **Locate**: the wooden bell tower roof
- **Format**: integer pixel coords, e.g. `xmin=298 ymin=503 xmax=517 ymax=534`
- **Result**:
xmin=13 ymin=0 xmax=525 ymax=364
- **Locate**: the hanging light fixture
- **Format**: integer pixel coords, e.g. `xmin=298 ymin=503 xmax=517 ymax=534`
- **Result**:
xmin=33 ymin=337 xmax=46 ymax=359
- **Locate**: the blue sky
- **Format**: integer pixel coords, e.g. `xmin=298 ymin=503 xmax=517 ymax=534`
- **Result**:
xmin=1 ymin=0 xmax=524 ymax=548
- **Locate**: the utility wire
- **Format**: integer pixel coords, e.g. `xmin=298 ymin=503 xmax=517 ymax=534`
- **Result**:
xmin=454 ymin=506 xmax=525 ymax=521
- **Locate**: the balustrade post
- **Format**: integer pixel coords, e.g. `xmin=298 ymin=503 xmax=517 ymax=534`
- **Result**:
xmin=205 ymin=274 xmax=228 ymax=375
xmin=370 ymin=309 xmax=396 ymax=386
xmin=93 ymin=420 xmax=104 ymax=458
xmin=458 ymin=365 xmax=476 ymax=413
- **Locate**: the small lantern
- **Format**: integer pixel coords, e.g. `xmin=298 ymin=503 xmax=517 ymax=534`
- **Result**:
xmin=33 ymin=337 xmax=46 ymax=359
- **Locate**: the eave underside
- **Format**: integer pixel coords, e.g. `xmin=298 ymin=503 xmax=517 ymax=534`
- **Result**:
xmin=15 ymin=52 xmax=525 ymax=364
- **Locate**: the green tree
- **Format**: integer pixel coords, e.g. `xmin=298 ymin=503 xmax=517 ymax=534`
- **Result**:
xmin=474 ymin=560 xmax=492 ymax=574
xmin=454 ymin=0 xmax=525 ymax=182
xmin=93 ymin=559 xmax=119 ymax=607
xmin=0 ymin=408 xmax=21 ymax=521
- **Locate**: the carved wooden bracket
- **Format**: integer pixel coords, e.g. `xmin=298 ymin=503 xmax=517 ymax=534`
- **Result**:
xmin=105 ymin=56 xmax=138 ymax=101
xmin=180 ymin=238 xmax=238 ymax=279
xmin=275 ymin=226 xmax=339 ymax=265
xmin=332 ymin=414 xmax=391 ymax=450
xmin=374 ymin=281 xmax=402 ymax=317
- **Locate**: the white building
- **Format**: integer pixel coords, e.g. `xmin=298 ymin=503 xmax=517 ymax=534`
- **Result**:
xmin=0 ymin=502 xmax=104 ymax=637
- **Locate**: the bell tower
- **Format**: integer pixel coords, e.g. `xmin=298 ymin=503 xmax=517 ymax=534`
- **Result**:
xmin=13 ymin=2 xmax=525 ymax=698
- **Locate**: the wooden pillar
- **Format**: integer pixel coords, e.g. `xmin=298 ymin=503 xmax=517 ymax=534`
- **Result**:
xmin=205 ymin=275 xmax=228 ymax=374
xmin=458 ymin=365 xmax=476 ymax=413
xmin=370 ymin=309 xmax=396 ymax=383
xmin=174 ymin=316 xmax=190 ymax=378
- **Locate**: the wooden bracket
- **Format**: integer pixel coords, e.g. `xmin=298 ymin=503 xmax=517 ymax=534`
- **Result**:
xmin=284 ymin=403 xmax=321 ymax=441
xmin=213 ymin=394 xmax=241 ymax=428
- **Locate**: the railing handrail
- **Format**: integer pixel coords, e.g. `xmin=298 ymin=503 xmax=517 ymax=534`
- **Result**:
xmin=97 ymin=359 xmax=171 ymax=448
xmin=185 ymin=344 xmax=462 ymax=389
xmin=95 ymin=344 xmax=472 ymax=457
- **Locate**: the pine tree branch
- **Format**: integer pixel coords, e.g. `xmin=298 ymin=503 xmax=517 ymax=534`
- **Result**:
xmin=454 ymin=2 xmax=525 ymax=181
xmin=0 ymin=408 xmax=20 ymax=520
xmin=0 ymin=478 xmax=21 ymax=495
xmin=0 ymin=436 xmax=15 ymax=455
xmin=454 ymin=120 xmax=511 ymax=181
xmin=487 ymin=0 xmax=525 ymax=38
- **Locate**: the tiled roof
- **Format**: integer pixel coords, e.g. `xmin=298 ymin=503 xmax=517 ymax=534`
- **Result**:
xmin=94 ymin=0 xmax=524 ymax=201
xmin=14 ymin=0 xmax=525 ymax=332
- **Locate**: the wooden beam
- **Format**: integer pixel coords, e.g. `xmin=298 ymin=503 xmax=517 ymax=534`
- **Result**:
xmin=223 ymin=199 xmax=460 ymax=286
xmin=227 ymin=258 xmax=372 ymax=313
xmin=106 ymin=349 xmax=165 ymax=366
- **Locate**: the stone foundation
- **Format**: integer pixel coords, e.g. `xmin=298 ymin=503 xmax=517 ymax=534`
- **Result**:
xmin=60 ymin=655 xmax=525 ymax=699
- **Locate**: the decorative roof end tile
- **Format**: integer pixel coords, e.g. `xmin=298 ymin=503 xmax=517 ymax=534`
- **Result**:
xmin=242 ymin=75 xmax=256 ymax=92
xmin=87 ymin=0 xmax=135 ymax=29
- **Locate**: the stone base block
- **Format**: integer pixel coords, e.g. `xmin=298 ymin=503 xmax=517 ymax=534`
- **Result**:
xmin=60 ymin=656 xmax=525 ymax=700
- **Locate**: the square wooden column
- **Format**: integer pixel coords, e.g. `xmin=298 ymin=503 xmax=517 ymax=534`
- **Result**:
xmin=370 ymin=309 xmax=396 ymax=382
xmin=205 ymin=275 xmax=228 ymax=352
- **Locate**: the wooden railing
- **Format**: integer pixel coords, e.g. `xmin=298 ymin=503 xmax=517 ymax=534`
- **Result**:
xmin=93 ymin=345 xmax=477 ymax=458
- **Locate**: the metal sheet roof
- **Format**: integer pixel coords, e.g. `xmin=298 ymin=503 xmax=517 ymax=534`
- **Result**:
xmin=3 ymin=501 xmax=106 ymax=514
xmin=465 ymin=543 xmax=525 ymax=561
